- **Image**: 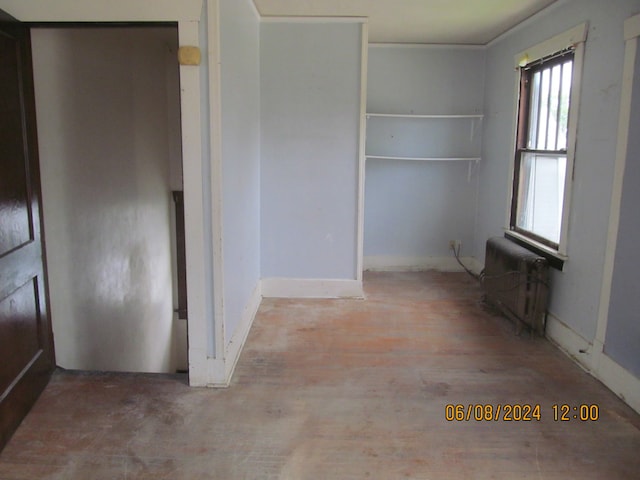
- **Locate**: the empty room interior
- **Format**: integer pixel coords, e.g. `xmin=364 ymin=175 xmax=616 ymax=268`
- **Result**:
xmin=1 ymin=0 xmax=640 ymax=478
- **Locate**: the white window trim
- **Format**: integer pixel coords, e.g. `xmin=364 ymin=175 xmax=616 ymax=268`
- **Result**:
xmin=506 ymin=23 xmax=588 ymax=259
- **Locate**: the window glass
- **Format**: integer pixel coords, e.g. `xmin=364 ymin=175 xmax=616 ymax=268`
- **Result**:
xmin=511 ymin=52 xmax=574 ymax=249
xmin=516 ymin=153 xmax=567 ymax=244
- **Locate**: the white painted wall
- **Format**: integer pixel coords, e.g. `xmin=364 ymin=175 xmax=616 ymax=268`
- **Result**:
xmin=477 ymin=0 xmax=640 ymax=343
xmin=32 ymin=27 xmax=182 ymax=373
xmin=365 ymin=46 xmax=484 ymax=270
xmin=605 ymin=44 xmax=640 ymax=378
xmin=219 ymin=0 xmax=262 ymax=347
xmin=260 ymin=21 xmax=363 ymax=282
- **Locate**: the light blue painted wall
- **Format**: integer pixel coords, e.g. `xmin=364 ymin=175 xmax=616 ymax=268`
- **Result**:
xmin=605 ymin=45 xmax=640 ymax=377
xmin=219 ymin=0 xmax=261 ymax=344
xmin=367 ymin=46 xmax=485 ymax=115
xmin=477 ymin=0 xmax=640 ymax=341
xmin=260 ymin=22 xmax=362 ymax=280
xmin=365 ymin=160 xmax=478 ymax=257
xmin=365 ymin=46 xmax=484 ymax=259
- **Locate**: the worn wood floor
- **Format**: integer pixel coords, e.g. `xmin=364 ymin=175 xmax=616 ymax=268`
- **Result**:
xmin=1 ymin=271 xmax=639 ymax=479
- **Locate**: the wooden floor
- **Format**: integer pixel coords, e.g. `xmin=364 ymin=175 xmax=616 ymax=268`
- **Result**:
xmin=1 ymin=271 xmax=639 ymax=479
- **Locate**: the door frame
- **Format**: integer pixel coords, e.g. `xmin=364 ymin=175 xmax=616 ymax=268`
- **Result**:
xmin=2 ymin=0 xmax=224 ymax=387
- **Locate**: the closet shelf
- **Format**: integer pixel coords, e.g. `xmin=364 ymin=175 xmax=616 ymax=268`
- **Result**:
xmin=365 ymin=111 xmax=483 ymax=171
xmin=366 ymin=113 xmax=483 ymax=119
xmin=366 ymin=155 xmax=481 ymax=162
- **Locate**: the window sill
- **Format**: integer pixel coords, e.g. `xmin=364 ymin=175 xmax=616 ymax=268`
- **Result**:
xmin=504 ymin=230 xmax=567 ymax=271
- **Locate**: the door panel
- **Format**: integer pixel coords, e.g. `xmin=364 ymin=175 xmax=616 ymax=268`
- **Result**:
xmin=0 ymin=12 xmax=55 ymax=451
xmin=0 ymin=280 xmax=40 ymax=389
xmin=0 ymin=29 xmax=32 ymax=255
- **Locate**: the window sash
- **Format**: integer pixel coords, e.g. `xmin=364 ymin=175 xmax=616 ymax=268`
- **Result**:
xmin=510 ymin=51 xmax=574 ymax=249
xmin=511 ymin=150 xmax=567 ymax=249
xmin=524 ymin=56 xmax=573 ymax=152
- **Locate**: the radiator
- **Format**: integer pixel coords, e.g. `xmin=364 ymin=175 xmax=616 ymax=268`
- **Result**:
xmin=482 ymin=237 xmax=549 ymax=335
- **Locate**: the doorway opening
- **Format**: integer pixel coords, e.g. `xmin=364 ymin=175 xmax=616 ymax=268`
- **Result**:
xmin=31 ymin=25 xmax=187 ymax=374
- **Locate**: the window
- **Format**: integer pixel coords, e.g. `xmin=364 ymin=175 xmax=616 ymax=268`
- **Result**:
xmin=508 ymin=23 xmax=587 ymax=260
xmin=511 ymin=52 xmax=573 ymax=248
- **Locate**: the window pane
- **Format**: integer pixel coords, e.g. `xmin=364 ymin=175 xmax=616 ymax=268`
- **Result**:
xmin=527 ymin=71 xmax=541 ymax=149
xmin=516 ymin=152 xmax=567 ymax=245
xmin=537 ymin=69 xmax=550 ymax=150
xmin=548 ymin=64 xmax=561 ymax=150
xmin=557 ymin=60 xmax=573 ymax=150
xmin=525 ymin=59 xmax=573 ymax=152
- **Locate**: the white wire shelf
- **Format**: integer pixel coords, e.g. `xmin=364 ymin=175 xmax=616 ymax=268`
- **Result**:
xmin=365 ymin=155 xmax=481 ymax=162
xmin=366 ymin=113 xmax=484 ymax=119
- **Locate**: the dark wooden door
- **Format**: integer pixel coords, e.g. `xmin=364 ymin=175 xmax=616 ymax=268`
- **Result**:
xmin=0 ymin=11 xmax=55 ymax=451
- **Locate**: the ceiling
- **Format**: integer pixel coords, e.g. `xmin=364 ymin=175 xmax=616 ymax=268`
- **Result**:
xmin=253 ymin=0 xmax=559 ymax=45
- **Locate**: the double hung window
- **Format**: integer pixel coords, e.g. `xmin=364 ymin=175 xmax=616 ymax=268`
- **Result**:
xmin=508 ymin=23 xmax=587 ymax=262
xmin=511 ymin=51 xmax=574 ymax=249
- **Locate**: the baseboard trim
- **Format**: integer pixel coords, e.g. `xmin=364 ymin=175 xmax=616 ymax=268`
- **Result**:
xmin=261 ymin=277 xmax=363 ymax=298
xmin=187 ymin=347 xmax=212 ymax=387
xmin=545 ymin=312 xmax=594 ymax=371
xmin=546 ymin=312 xmax=640 ymax=414
xmin=364 ymin=255 xmax=480 ymax=273
xmin=597 ymin=353 xmax=640 ymax=414
xmin=223 ymin=280 xmax=262 ymax=385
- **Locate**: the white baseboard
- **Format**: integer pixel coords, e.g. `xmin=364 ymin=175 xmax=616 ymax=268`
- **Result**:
xmin=261 ymin=277 xmax=363 ymax=298
xmin=364 ymin=255 xmax=481 ymax=273
xmin=187 ymin=347 xmax=212 ymax=387
xmin=223 ymin=280 xmax=263 ymax=384
xmin=596 ymin=353 xmax=640 ymax=414
xmin=546 ymin=312 xmax=640 ymax=414
xmin=545 ymin=312 xmax=595 ymax=371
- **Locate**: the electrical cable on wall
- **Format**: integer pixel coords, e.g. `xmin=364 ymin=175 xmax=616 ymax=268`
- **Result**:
xmin=450 ymin=244 xmax=549 ymax=290
xmin=451 ymin=243 xmax=481 ymax=280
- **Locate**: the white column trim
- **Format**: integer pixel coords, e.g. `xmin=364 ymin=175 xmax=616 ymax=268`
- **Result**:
xmin=206 ymin=0 xmax=227 ymax=384
xmin=595 ymin=35 xmax=637 ymax=350
xmin=624 ymin=12 xmax=640 ymax=40
xmin=178 ymin=20 xmax=211 ymax=388
xmin=356 ymin=21 xmax=368 ymax=283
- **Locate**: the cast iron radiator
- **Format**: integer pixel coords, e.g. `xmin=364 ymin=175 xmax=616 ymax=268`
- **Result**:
xmin=482 ymin=237 xmax=549 ymax=335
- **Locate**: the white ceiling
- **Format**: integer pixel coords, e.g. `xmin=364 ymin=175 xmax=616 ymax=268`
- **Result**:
xmin=253 ymin=0 xmax=559 ymax=45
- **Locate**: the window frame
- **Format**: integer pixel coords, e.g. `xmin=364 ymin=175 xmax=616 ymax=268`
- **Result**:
xmin=506 ymin=23 xmax=588 ymax=266
xmin=511 ymin=51 xmax=574 ymax=250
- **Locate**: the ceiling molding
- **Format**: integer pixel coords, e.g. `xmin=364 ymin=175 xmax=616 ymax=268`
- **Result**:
xmin=0 ymin=0 xmax=202 ymax=22
xmin=252 ymin=0 xmax=559 ymax=45
xmin=260 ymin=16 xmax=367 ymax=24
xmin=369 ymin=43 xmax=486 ymax=50
xmin=486 ymin=0 xmax=570 ymax=47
